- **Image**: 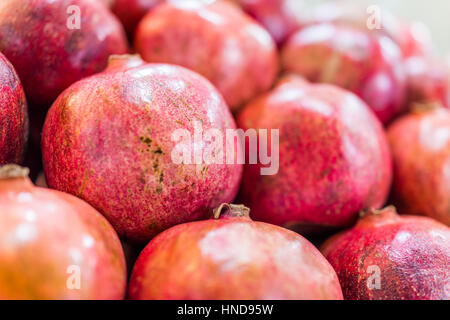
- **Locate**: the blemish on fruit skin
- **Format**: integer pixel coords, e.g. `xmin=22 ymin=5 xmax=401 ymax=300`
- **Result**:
xmin=42 ymin=58 xmax=242 ymax=243
xmin=139 ymin=136 xmax=152 ymax=146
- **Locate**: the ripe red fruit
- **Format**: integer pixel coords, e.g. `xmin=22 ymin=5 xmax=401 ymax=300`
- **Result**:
xmin=236 ymin=76 xmax=392 ymax=232
xmin=235 ymin=0 xmax=306 ymax=45
xmin=321 ymin=206 xmax=450 ymax=300
xmin=0 ymin=165 xmax=126 ymax=299
xmin=0 ymin=0 xmax=128 ymax=108
xmin=111 ymin=0 xmax=163 ymax=36
xmin=387 ymin=107 xmax=450 ymax=226
xmin=129 ymin=203 xmax=343 ymax=300
xmin=0 ymin=53 xmax=28 ymax=165
xmin=404 ymin=56 xmax=449 ymax=109
xmin=281 ymin=23 xmax=406 ymax=124
xmin=42 ymin=55 xmax=242 ymax=243
xmin=134 ymin=0 xmax=279 ymax=111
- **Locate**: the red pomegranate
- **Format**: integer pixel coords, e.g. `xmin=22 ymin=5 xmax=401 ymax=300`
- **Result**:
xmin=129 ymin=203 xmax=343 ymax=300
xmin=404 ymin=56 xmax=449 ymax=109
xmin=321 ymin=206 xmax=450 ymax=300
xmin=0 ymin=53 xmax=28 ymax=165
xmin=236 ymin=75 xmax=392 ymax=233
xmin=387 ymin=106 xmax=450 ymax=226
xmin=0 ymin=0 xmax=128 ymax=108
xmin=281 ymin=23 xmax=406 ymax=124
xmin=42 ymin=55 xmax=242 ymax=243
xmin=0 ymin=165 xmax=126 ymax=299
xmin=303 ymin=2 xmax=432 ymax=58
xmin=112 ymin=0 xmax=164 ymax=36
xmin=134 ymin=0 xmax=279 ymax=111
xmin=235 ymin=0 xmax=306 ymax=45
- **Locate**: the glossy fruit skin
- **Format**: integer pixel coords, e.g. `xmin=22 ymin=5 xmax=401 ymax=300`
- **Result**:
xmin=0 ymin=53 xmax=28 ymax=165
xmin=404 ymin=56 xmax=449 ymax=109
xmin=0 ymin=166 xmax=126 ymax=299
xmin=112 ymin=0 xmax=163 ymax=36
xmin=235 ymin=0 xmax=306 ymax=45
xmin=304 ymin=2 xmax=432 ymax=59
xmin=42 ymin=55 xmax=242 ymax=243
xmin=134 ymin=0 xmax=279 ymax=111
xmin=236 ymin=76 xmax=392 ymax=231
xmin=0 ymin=0 xmax=128 ymax=108
xmin=281 ymin=23 xmax=406 ymax=125
xmin=388 ymin=107 xmax=450 ymax=226
xmin=129 ymin=204 xmax=343 ymax=300
xmin=321 ymin=207 xmax=450 ymax=300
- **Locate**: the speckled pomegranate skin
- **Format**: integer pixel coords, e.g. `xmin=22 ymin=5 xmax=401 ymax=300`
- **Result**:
xmin=236 ymin=76 xmax=392 ymax=231
xmin=281 ymin=24 xmax=406 ymax=125
xmin=42 ymin=55 xmax=242 ymax=243
xmin=128 ymin=205 xmax=343 ymax=300
xmin=388 ymin=107 xmax=450 ymax=226
xmin=0 ymin=53 xmax=28 ymax=165
xmin=321 ymin=207 xmax=450 ymax=300
xmin=0 ymin=166 xmax=126 ymax=299
xmin=134 ymin=0 xmax=279 ymax=111
xmin=112 ymin=0 xmax=163 ymax=36
xmin=235 ymin=0 xmax=306 ymax=45
xmin=0 ymin=0 xmax=128 ymax=108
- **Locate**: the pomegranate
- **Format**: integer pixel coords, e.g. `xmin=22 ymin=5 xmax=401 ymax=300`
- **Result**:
xmin=42 ymin=55 xmax=242 ymax=243
xmin=134 ymin=0 xmax=279 ymax=111
xmin=0 ymin=0 xmax=128 ymax=108
xmin=112 ymin=0 xmax=164 ymax=37
xmin=0 ymin=53 xmax=28 ymax=165
xmin=236 ymin=75 xmax=392 ymax=232
xmin=0 ymin=165 xmax=126 ymax=299
xmin=387 ymin=106 xmax=450 ymax=226
xmin=404 ymin=56 xmax=449 ymax=109
xmin=129 ymin=203 xmax=343 ymax=300
xmin=321 ymin=206 xmax=450 ymax=300
xmin=235 ymin=0 xmax=306 ymax=45
xmin=281 ymin=23 xmax=406 ymax=124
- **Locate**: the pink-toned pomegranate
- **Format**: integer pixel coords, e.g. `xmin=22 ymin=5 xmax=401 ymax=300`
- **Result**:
xmin=0 ymin=53 xmax=28 ymax=165
xmin=281 ymin=23 xmax=406 ymax=124
xmin=321 ymin=206 xmax=450 ymax=300
xmin=236 ymin=75 xmax=392 ymax=232
xmin=304 ymin=2 xmax=432 ymax=58
xmin=129 ymin=203 xmax=343 ymax=300
xmin=404 ymin=56 xmax=449 ymax=109
xmin=112 ymin=0 xmax=164 ymax=36
xmin=0 ymin=0 xmax=128 ymax=108
xmin=134 ymin=0 xmax=279 ymax=111
xmin=42 ymin=55 xmax=242 ymax=243
xmin=235 ymin=0 xmax=306 ymax=45
xmin=387 ymin=107 xmax=450 ymax=226
xmin=0 ymin=165 xmax=126 ymax=299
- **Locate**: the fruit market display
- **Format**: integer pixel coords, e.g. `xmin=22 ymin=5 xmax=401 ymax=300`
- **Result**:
xmin=0 ymin=0 xmax=449 ymax=301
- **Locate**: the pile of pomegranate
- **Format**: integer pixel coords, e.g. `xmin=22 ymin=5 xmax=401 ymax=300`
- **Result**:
xmin=0 ymin=0 xmax=449 ymax=300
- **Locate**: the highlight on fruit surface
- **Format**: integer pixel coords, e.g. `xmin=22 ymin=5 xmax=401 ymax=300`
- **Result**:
xmin=0 ymin=0 xmax=128 ymax=108
xmin=134 ymin=0 xmax=279 ymax=111
xmin=42 ymin=54 xmax=242 ymax=243
xmin=0 ymin=164 xmax=127 ymax=299
xmin=236 ymin=75 xmax=392 ymax=233
xmin=281 ymin=23 xmax=406 ymax=124
xmin=0 ymin=53 xmax=28 ymax=165
xmin=321 ymin=206 xmax=450 ymax=300
xmin=387 ymin=105 xmax=450 ymax=226
xmin=128 ymin=203 xmax=343 ymax=300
